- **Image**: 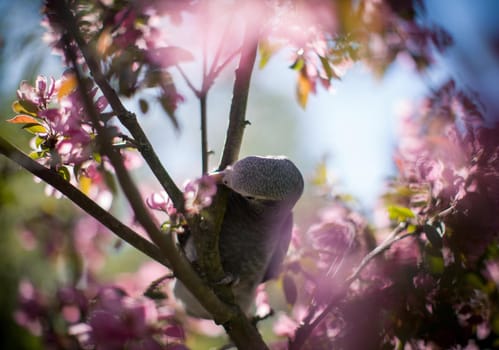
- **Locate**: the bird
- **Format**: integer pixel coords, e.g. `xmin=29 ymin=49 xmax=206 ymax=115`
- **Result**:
xmin=173 ymin=155 xmax=304 ymax=318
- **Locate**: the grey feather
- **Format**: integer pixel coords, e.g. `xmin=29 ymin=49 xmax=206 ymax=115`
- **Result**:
xmin=174 ymin=156 xmax=303 ymax=318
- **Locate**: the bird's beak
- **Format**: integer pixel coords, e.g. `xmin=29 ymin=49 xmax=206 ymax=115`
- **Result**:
xmin=207 ymin=170 xmax=225 ymax=184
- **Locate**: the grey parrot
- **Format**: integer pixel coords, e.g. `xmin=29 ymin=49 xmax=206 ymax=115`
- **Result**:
xmin=174 ymin=155 xmax=304 ymax=318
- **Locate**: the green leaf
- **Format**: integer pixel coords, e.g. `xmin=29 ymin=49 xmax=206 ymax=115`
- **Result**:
xmin=22 ymin=123 xmax=47 ymax=134
xmin=387 ymin=205 xmax=415 ymax=221
xmin=258 ymin=39 xmax=281 ymax=69
xmin=427 ymin=254 xmax=444 ymax=275
xmin=12 ymin=101 xmax=37 ymax=116
xmin=73 ymin=163 xmax=82 ymax=180
xmin=158 ymin=94 xmax=180 ymax=130
xmin=422 ymin=224 xmax=443 ymax=249
xmin=103 ymin=169 xmax=118 ymax=194
xmin=434 ymin=221 xmax=445 ymax=237
xmin=406 ymin=224 xmax=418 ymax=233
xmin=93 ymin=152 xmax=102 ymax=164
xmin=139 ymin=98 xmax=149 ymax=114
xmin=35 ymin=136 xmax=45 ymax=147
xmin=18 ymin=99 xmax=39 ymax=114
xmin=290 ymin=57 xmax=305 ymax=71
xmin=58 ymin=166 xmax=71 ymax=181
xmin=465 ymin=273 xmax=485 ymax=290
xmin=492 ymin=315 xmax=499 ymax=334
xmin=311 ymin=160 xmax=328 ymax=186
xmin=319 ymin=55 xmax=341 ymax=80
xmin=29 ymin=150 xmax=47 ymax=160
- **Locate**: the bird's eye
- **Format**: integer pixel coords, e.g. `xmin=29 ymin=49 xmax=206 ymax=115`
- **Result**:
xmin=245 ymin=196 xmax=255 ymax=200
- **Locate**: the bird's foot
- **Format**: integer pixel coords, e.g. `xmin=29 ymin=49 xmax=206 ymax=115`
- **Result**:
xmin=251 ymin=308 xmax=275 ymax=325
xmin=215 ymin=273 xmax=240 ymax=286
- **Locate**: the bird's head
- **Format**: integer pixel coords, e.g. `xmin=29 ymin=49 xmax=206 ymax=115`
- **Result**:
xmin=212 ymin=156 xmax=304 ymax=207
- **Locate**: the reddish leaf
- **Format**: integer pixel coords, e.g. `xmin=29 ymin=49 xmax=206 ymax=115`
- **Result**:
xmin=7 ymin=115 xmax=40 ymax=124
xmin=58 ymin=74 xmax=77 ymax=100
xmin=296 ymin=70 xmax=312 ymax=109
xmin=259 ymin=39 xmax=282 ymax=69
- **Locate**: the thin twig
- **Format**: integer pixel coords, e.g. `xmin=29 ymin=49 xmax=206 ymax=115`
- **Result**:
xmin=211 ymin=47 xmax=243 ymax=83
xmin=346 ymin=223 xmax=408 ymax=284
xmin=175 ymin=64 xmax=200 ymax=97
xmin=290 ymin=223 xmax=411 ymax=350
xmin=143 ymin=273 xmax=174 ymax=298
xmin=205 ymin=14 xmax=235 ymax=91
xmin=202 ymin=18 xmax=208 ymax=90
xmin=0 ymin=135 xmax=169 ymax=267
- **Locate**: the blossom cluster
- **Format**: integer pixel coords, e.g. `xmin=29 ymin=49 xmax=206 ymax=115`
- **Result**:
xmin=260 ymin=0 xmax=357 ymax=108
xmin=393 ymin=80 xmax=499 ymax=263
xmin=15 ymin=280 xmax=188 ymax=350
xmin=70 ymin=287 xmax=187 ymax=350
xmin=42 ymin=0 xmax=188 ymax=127
xmin=146 ymin=175 xmax=218 ymax=234
xmin=267 ymin=81 xmax=499 ymax=349
xmin=259 ymin=0 xmax=451 ymax=108
xmin=8 ymin=73 xmax=119 ymax=203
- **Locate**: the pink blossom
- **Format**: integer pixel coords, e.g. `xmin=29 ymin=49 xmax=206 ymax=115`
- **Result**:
xmin=183 ymin=175 xmax=217 ymax=214
xmin=146 ymin=191 xmax=177 ymax=216
xmin=254 ymin=285 xmax=271 ymax=318
xmin=73 ymin=287 xmax=169 ymax=349
xmin=13 ymin=279 xmax=46 ymax=336
xmin=17 ymin=75 xmax=57 ymax=109
xmin=273 ymin=313 xmax=299 ymax=338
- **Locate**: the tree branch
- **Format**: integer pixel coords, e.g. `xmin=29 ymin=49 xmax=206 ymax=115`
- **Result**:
xmin=0 ymin=135 xmax=168 ymax=267
xmin=218 ymin=16 xmax=259 ymax=170
xmin=53 ymin=0 xmax=184 ymax=212
xmin=199 ymin=93 xmax=209 ymax=174
xmin=174 ymin=64 xmax=209 ymax=174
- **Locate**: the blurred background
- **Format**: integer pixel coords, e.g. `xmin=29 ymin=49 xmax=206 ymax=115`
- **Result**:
xmin=1 ymin=0 xmax=498 ymax=348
